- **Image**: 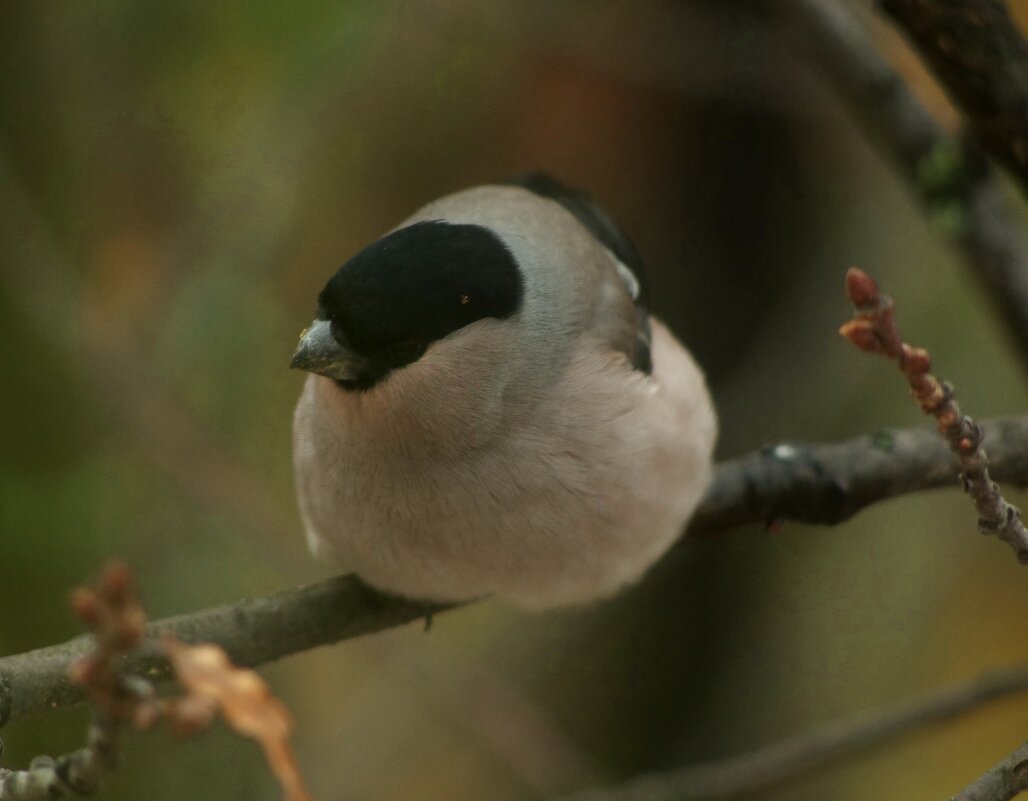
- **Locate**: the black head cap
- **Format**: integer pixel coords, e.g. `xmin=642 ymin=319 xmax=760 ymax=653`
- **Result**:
xmin=316 ymin=220 xmax=524 ymax=389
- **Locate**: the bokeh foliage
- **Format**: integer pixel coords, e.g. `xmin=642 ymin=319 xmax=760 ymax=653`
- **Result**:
xmin=2 ymin=2 xmax=1028 ymax=799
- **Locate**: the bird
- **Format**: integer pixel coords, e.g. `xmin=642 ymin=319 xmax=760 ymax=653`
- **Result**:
xmin=290 ymin=174 xmax=717 ymax=609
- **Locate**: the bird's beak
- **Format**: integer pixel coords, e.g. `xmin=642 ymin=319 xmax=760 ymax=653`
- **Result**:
xmin=290 ymin=319 xmax=365 ymax=382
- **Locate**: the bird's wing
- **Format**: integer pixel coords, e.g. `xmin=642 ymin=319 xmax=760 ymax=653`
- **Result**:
xmin=506 ymin=173 xmax=652 ymax=373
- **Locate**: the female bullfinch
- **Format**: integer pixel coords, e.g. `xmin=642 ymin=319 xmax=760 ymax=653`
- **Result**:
xmin=291 ymin=175 xmax=717 ymax=608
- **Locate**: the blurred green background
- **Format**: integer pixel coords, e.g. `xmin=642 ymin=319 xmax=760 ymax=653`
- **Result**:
xmin=2 ymin=2 xmax=1028 ymax=799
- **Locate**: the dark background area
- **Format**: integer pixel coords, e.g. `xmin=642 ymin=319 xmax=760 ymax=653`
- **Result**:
xmin=2 ymin=2 xmax=1028 ymax=799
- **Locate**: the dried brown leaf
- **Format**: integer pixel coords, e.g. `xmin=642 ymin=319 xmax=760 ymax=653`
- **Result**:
xmin=163 ymin=636 xmax=314 ymax=801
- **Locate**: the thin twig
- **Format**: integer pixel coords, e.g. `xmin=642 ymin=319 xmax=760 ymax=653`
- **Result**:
xmin=0 ymin=564 xmax=315 ymax=801
xmin=2 ymin=415 xmax=1028 ymax=727
xmin=0 ymin=716 xmax=123 ymax=801
xmin=0 ymin=563 xmax=156 ymax=800
xmin=776 ymin=0 xmax=1028 ymax=368
xmin=840 ymin=267 xmax=1028 ymax=562
xmin=949 ymin=740 xmax=1028 ymax=801
xmin=553 ymin=662 xmax=1028 ymax=801
xmin=9 ymin=593 xmax=1028 ymax=801
xmin=878 ymin=0 xmax=1028 ymax=199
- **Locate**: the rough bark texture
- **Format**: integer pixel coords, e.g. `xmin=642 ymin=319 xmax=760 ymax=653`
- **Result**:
xmin=948 ymin=740 xmax=1028 ymax=801
xmin=690 ymin=415 xmax=1028 ymax=533
xmin=0 ymin=577 xmax=450 ymax=728
xmin=880 ymin=0 xmax=1028 ymax=199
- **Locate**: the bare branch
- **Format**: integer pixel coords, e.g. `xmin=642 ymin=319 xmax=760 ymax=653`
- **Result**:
xmin=1 ymin=416 xmax=1028 ymax=727
xmin=776 ymin=0 xmax=1028 ymax=368
xmin=949 ymin=740 xmax=1028 ymax=801
xmin=0 ymin=564 xmax=317 ymax=801
xmin=553 ymin=662 xmax=1028 ymax=801
xmin=841 ymin=267 xmax=1028 ymax=561
xmin=688 ymin=415 xmax=1028 ymax=533
xmin=0 ymin=564 xmax=158 ymax=800
xmin=0 ymin=575 xmax=449 ymax=728
xmin=879 ymin=0 xmax=1028 ymax=199
xmin=0 ymin=716 xmax=123 ymax=800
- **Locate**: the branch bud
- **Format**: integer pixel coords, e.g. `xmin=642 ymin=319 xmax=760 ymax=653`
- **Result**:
xmin=839 ymin=319 xmax=881 ymax=352
xmin=845 ymin=267 xmax=879 ymax=307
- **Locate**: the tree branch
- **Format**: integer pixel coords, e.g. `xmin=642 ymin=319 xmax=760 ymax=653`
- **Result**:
xmin=0 ymin=714 xmax=123 ymax=801
xmin=776 ymin=0 xmax=1028 ymax=368
xmin=689 ymin=415 xmax=1028 ymax=533
xmin=841 ymin=267 xmax=1028 ymax=561
xmin=2 ymin=416 xmax=1028 ymax=728
xmin=0 ymin=563 xmax=318 ymax=801
xmin=950 ymin=740 xmax=1028 ymax=801
xmin=551 ymin=662 xmax=1028 ymax=801
xmin=0 ymin=577 xmax=453 ymax=728
xmin=879 ymin=0 xmax=1028 ymax=200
